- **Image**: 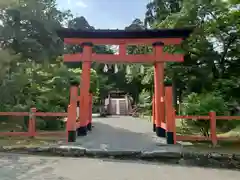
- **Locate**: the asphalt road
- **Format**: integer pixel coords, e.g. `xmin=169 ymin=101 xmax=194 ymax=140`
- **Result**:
xmin=0 ymin=153 xmax=239 ymax=180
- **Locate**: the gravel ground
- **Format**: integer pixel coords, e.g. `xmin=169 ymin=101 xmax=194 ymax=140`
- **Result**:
xmin=0 ymin=153 xmax=239 ymax=180
xmin=73 ymin=116 xmax=171 ymax=151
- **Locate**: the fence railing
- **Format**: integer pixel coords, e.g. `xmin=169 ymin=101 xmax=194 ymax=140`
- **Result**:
xmin=0 ymin=91 xmax=92 ymax=143
xmin=175 ymin=113 xmax=240 ymax=145
xmin=0 ymin=108 xmax=68 ymax=138
xmin=163 ymin=86 xmax=240 ymax=145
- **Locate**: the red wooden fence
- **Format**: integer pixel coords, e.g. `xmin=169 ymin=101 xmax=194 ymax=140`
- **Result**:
xmin=0 ymin=92 xmax=93 ymax=142
xmin=164 ymin=86 xmax=240 ymax=145
xmin=0 ymin=108 xmax=67 ymax=137
xmin=175 ymin=113 xmax=240 ymax=145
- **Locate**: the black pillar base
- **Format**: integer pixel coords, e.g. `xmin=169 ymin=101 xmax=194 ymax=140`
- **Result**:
xmin=153 ymin=124 xmax=156 ymax=132
xmin=166 ymin=132 xmax=174 ymax=144
xmin=87 ymin=122 xmax=92 ymax=131
xmin=68 ymin=131 xmax=76 ymax=142
xmin=156 ymin=127 xmax=166 ymax=137
xmin=77 ymin=126 xmax=87 ymax=136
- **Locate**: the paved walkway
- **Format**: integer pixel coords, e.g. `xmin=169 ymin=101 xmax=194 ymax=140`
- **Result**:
xmin=0 ymin=153 xmax=239 ymax=180
xmin=73 ymin=116 xmax=176 ymax=151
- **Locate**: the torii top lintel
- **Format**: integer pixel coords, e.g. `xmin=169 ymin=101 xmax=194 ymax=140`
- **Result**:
xmin=56 ymin=27 xmax=194 ymax=45
xmin=57 ymin=27 xmax=194 ymax=63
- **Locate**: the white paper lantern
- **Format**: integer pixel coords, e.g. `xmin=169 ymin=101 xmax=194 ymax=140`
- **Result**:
xmin=103 ymin=64 xmax=108 ymax=72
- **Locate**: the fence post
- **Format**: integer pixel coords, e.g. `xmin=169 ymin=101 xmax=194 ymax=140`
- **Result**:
xmin=28 ymin=108 xmax=36 ymax=137
xmin=77 ymin=100 xmax=80 ymax=120
xmin=87 ymin=93 xmax=92 ymax=131
xmin=90 ymin=93 xmax=93 ymax=129
xmin=165 ymin=86 xmax=175 ymax=144
xmin=152 ymin=94 xmax=156 ymax=132
xmin=67 ymin=104 xmax=76 ymax=142
xmin=173 ymin=108 xmax=177 ymax=144
xmin=209 ymin=111 xmax=217 ymax=146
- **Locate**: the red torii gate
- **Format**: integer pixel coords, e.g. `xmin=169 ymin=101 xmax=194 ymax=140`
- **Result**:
xmin=57 ymin=28 xmax=193 ymax=143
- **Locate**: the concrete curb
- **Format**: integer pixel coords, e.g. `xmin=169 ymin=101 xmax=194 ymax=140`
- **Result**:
xmin=0 ymin=146 xmax=240 ymax=170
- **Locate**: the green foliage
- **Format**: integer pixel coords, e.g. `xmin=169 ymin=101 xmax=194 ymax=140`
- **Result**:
xmin=137 ymin=90 xmax=152 ymax=116
xmin=138 ymin=90 xmax=151 ymax=105
xmin=0 ymin=0 xmax=239 ymax=133
xmin=183 ymin=92 xmax=227 ymax=115
xmin=182 ymin=92 xmax=229 ymax=136
xmin=36 ymin=118 xmax=46 ymax=130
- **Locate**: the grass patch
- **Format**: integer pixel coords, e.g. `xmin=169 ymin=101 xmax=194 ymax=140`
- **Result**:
xmin=0 ymin=118 xmax=65 ymax=147
xmin=177 ymin=123 xmax=240 ymax=154
xmin=0 ymin=136 xmax=64 ymax=147
xmin=0 ymin=117 xmax=27 ymax=132
xmin=218 ymin=125 xmax=240 ymax=137
xmin=183 ymin=140 xmax=240 ymax=154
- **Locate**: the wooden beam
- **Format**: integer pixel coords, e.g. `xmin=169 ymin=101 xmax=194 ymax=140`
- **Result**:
xmin=63 ymin=53 xmax=184 ymax=63
xmin=176 ymin=135 xmax=211 ymax=141
xmin=0 ymin=112 xmax=29 ymax=116
xmin=119 ymin=44 xmax=126 ymax=55
xmin=64 ymin=38 xmax=183 ymax=45
xmin=64 ymin=54 xmax=82 ymax=62
xmin=92 ymin=54 xmax=155 ymax=63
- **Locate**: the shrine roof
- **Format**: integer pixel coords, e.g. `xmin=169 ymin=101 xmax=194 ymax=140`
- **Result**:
xmin=56 ymin=27 xmax=194 ymax=39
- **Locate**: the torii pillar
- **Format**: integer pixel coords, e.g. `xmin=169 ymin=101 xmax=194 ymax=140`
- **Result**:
xmin=77 ymin=42 xmax=92 ymax=136
xmin=153 ymin=42 xmax=166 ymax=137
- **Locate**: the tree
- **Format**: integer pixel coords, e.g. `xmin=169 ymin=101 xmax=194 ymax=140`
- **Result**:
xmin=143 ymin=0 xmax=240 ymax=101
xmin=183 ymin=92 xmax=228 ymax=136
xmin=145 ymin=0 xmax=183 ymax=27
xmin=140 ymin=0 xmax=240 ymax=132
xmin=0 ymin=0 xmax=72 ymax=62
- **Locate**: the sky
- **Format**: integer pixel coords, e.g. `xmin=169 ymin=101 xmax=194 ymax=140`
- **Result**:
xmin=56 ymin=0 xmax=150 ymax=29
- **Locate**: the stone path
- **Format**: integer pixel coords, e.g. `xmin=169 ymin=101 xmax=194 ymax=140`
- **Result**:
xmin=73 ymin=116 xmax=176 ymax=151
xmin=0 ymin=153 xmax=239 ymax=180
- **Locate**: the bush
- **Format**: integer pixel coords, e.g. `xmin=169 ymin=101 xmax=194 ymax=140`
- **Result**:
xmin=35 ymin=102 xmax=64 ymax=131
xmin=36 ymin=117 xmax=46 ymax=130
xmin=137 ymin=90 xmax=152 ymax=116
xmin=11 ymin=104 xmax=29 ymax=131
xmin=182 ymin=92 xmax=229 ymax=136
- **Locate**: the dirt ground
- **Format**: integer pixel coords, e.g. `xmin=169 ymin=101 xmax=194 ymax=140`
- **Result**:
xmin=0 ymin=153 xmax=239 ymax=180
